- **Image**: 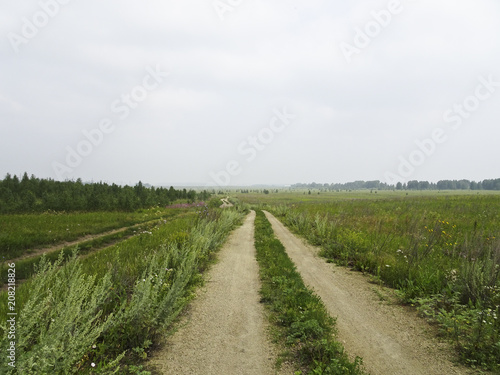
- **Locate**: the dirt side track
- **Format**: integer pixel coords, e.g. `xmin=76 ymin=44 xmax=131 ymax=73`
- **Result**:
xmin=263 ymin=211 xmax=478 ymax=375
xmin=150 ymin=211 xmax=279 ymax=375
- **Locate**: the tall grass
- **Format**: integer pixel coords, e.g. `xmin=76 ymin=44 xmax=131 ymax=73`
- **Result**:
xmin=0 ymin=208 xmax=244 ymax=374
xmin=0 ymin=207 xmax=183 ymax=259
xmin=267 ymin=195 xmax=500 ymax=371
xmin=0 ymin=221 xmax=157 ymax=288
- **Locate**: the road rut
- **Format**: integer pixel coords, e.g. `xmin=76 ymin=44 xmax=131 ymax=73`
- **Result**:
xmin=264 ymin=210 xmax=477 ymax=375
xmin=151 ymin=211 xmax=278 ymax=375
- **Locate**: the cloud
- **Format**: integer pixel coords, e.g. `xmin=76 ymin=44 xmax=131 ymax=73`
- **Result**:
xmin=1 ymin=0 xmax=499 ymax=185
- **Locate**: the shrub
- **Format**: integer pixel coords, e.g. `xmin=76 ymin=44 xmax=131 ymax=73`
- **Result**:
xmin=0 ymin=208 xmax=245 ymax=374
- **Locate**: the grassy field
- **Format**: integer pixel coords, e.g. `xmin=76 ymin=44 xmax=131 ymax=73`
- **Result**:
xmin=236 ymin=189 xmax=500 ymax=205
xmin=0 ymin=207 xmax=187 ymax=260
xmin=0 ymin=215 xmax=182 ymax=288
xmin=0 ymin=203 xmax=246 ymax=374
xmin=2 ymin=191 xmax=499 ymax=372
xmin=238 ymin=190 xmax=500 ymax=371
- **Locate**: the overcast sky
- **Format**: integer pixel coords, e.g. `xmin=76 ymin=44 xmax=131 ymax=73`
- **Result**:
xmin=1 ymin=0 xmax=499 ymax=187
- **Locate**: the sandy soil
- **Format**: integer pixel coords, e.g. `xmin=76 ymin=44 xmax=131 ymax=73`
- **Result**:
xmin=220 ymin=197 xmax=234 ymax=208
xmin=263 ymin=211 xmax=479 ymax=375
xmin=150 ymin=211 xmax=285 ymax=375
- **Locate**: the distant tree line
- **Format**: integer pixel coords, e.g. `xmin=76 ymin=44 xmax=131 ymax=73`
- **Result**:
xmin=0 ymin=173 xmax=211 ymax=213
xmin=238 ymin=189 xmax=278 ymax=194
xmin=293 ymin=181 xmax=391 ymax=191
xmin=292 ymin=178 xmax=500 ymax=191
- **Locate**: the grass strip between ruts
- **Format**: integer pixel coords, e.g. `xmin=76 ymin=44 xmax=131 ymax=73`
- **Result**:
xmin=254 ymin=210 xmax=365 ymax=375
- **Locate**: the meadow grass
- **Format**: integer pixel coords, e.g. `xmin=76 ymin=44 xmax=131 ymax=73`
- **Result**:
xmin=0 ymin=207 xmax=185 ymax=260
xmin=254 ymin=210 xmax=364 ymax=374
xmin=0 ymin=216 xmax=179 ymax=288
xmin=236 ymin=189 xmax=500 ymax=206
xmin=242 ymin=191 xmax=500 ymax=371
xmin=0 ymin=206 xmax=245 ymax=374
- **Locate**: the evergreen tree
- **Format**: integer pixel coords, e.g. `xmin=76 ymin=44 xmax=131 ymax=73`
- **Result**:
xmin=0 ymin=173 xmax=212 ymax=213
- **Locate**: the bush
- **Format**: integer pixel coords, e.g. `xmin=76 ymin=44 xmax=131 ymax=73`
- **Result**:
xmin=0 ymin=251 xmax=123 ymax=374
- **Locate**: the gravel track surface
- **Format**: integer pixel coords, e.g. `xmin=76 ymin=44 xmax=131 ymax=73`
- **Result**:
xmin=151 ymin=211 xmax=283 ymax=374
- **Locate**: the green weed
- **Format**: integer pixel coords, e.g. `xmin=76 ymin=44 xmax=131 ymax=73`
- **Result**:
xmin=0 ymin=207 xmax=182 ymax=259
xmin=0 ymin=208 xmax=245 ymax=374
xmin=254 ymin=210 xmax=364 ymax=374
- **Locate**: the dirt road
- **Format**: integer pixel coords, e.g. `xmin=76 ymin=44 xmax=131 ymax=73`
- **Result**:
xmin=264 ymin=211 xmax=477 ymax=375
xmin=220 ymin=197 xmax=234 ymax=208
xmin=4 ymin=219 xmax=163 ymax=264
xmin=151 ymin=211 xmax=279 ymax=375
